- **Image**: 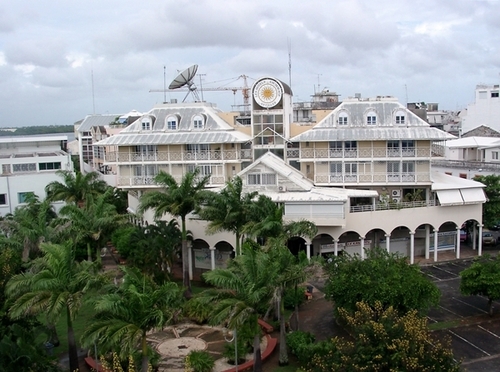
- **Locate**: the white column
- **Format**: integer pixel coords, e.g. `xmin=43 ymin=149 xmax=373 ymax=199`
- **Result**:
xmin=188 ymin=242 xmax=193 ymax=280
xmin=478 ymin=224 xmax=483 ymax=256
xmin=456 ymin=227 xmax=461 ymax=259
xmin=210 ymin=247 xmax=216 ymax=270
xmin=306 ymin=240 xmax=312 ymax=260
xmin=472 ymin=226 xmax=477 ymax=250
xmin=360 ymin=236 xmax=365 ymax=260
xmin=385 ymin=234 xmax=391 ymax=253
xmin=409 ymin=231 xmax=415 ymax=264
xmin=334 ymin=239 xmax=338 ymax=256
xmin=425 ymin=225 xmax=430 ymax=259
xmin=433 ymin=229 xmax=439 ymax=262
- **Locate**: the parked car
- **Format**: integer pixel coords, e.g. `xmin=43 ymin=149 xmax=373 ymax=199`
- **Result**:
xmin=489 ymin=221 xmax=500 ymax=231
xmin=482 ymin=230 xmax=496 ymax=245
xmin=460 ymin=230 xmax=467 ymax=243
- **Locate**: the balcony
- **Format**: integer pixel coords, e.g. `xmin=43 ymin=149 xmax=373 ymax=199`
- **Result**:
xmin=350 ymin=200 xmax=437 ymax=213
xmin=118 ymin=174 xmax=226 ymax=187
xmin=105 ymin=149 xmax=252 ymax=163
xmin=287 ymin=147 xmax=430 ymax=160
xmin=316 ymin=172 xmax=430 ymax=185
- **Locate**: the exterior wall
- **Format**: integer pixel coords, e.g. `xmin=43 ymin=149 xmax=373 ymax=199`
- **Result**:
xmin=462 ymin=84 xmax=500 ymax=132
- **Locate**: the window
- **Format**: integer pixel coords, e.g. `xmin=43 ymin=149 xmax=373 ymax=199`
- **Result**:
xmin=387 ymin=162 xmax=400 ymax=173
xmin=166 ymin=116 xmax=178 ymax=130
xmin=402 ymin=161 xmax=415 ymax=181
xmin=401 ymin=140 xmax=415 ymax=157
xmin=396 ymin=115 xmax=405 ymax=124
xmin=39 ymin=162 xmax=61 ymax=171
xmin=330 ymin=162 xmax=342 ymax=174
xmin=247 ymin=173 xmax=276 ymax=185
xmin=366 ymin=112 xmax=377 ymax=125
xmin=18 ymin=192 xmax=33 ymax=204
xmin=0 ymin=194 xmax=6 ymax=205
xmin=337 ymin=112 xmax=348 ymax=126
xmin=344 ymin=141 xmax=357 ymax=158
xmin=193 ymin=115 xmax=204 ymax=129
xmin=493 ymin=151 xmax=499 ymax=160
xmin=187 ymin=165 xmax=212 ymax=177
xmin=13 ymin=163 xmax=36 ymax=173
xmin=141 ymin=119 xmax=152 ymax=131
xmin=492 ymin=91 xmax=499 ymax=98
xmin=2 ymin=164 xmax=11 ymax=174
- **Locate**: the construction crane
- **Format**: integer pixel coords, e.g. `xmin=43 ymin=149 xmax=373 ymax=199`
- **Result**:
xmin=150 ymin=74 xmax=251 ymax=108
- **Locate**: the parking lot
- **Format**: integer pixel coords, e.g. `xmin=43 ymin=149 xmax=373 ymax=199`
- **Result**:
xmin=421 ymin=261 xmax=500 ymax=371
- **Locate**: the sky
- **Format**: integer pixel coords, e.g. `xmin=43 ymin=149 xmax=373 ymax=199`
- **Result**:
xmin=1 ymin=0 xmax=499 ymax=127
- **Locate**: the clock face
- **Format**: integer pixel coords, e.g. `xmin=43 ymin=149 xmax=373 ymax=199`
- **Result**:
xmin=253 ymin=79 xmax=282 ymax=108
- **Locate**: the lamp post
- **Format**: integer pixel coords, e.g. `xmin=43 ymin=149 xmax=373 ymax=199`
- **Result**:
xmin=224 ymin=328 xmax=238 ymax=371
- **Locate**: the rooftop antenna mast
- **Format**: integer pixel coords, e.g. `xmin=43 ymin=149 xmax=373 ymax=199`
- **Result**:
xmin=91 ymin=66 xmax=96 ymax=114
xmin=163 ymin=66 xmax=167 ymax=103
xmin=316 ymin=74 xmax=322 ymax=94
xmin=288 ymin=38 xmax=292 ymax=90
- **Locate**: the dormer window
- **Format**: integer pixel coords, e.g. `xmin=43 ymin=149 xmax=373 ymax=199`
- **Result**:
xmin=141 ymin=118 xmax=152 ymax=131
xmin=394 ymin=110 xmax=406 ymax=125
xmin=166 ymin=115 xmax=178 ymax=130
xmin=366 ymin=112 xmax=377 ymax=125
xmin=193 ymin=114 xmax=204 ymax=129
xmin=337 ymin=112 xmax=348 ymax=126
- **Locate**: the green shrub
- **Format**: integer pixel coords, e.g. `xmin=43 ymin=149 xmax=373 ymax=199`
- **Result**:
xmin=185 ymin=350 xmax=215 ymax=372
xmin=286 ymin=331 xmax=315 ymax=365
xmin=283 ymin=286 xmax=306 ymax=309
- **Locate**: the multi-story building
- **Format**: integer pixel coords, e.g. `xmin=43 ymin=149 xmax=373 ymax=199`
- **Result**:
xmin=0 ymin=135 xmax=73 ymax=215
xmin=461 ymin=84 xmax=500 ymax=133
xmin=95 ymin=76 xmax=486 ymax=277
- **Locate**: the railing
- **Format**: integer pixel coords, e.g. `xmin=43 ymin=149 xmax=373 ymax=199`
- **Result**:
xmin=105 ymin=149 xmax=252 ymax=163
xmin=315 ymin=172 xmax=430 ymax=184
xmin=432 ymin=159 xmax=500 ymax=172
xmin=117 ymin=175 xmax=226 ymax=187
xmin=286 ymin=147 xmax=430 ymax=159
xmin=350 ymin=200 xmax=437 ymax=213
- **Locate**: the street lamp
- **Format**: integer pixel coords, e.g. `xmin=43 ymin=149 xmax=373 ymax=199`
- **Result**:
xmin=223 ymin=328 xmax=238 ymax=371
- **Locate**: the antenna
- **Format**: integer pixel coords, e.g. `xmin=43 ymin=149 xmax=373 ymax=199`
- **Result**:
xmin=91 ymin=66 xmax=95 ymax=114
xmin=168 ymin=64 xmax=200 ymax=102
xmin=288 ymin=38 xmax=292 ymax=91
xmin=316 ymin=74 xmax=322 ymax=94
xmin=163 ymin=66 xmax=166 ymax=103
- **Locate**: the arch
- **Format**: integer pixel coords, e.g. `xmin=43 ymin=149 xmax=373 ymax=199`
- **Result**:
xmin=337 ymin=110 xmax=349 ymax=126
xmin=192 ymin=114 xmax=206 ymax=129
xmin=166 ymin=114 xmax=180 ymax=130
xmin=287 ymin=236 xmax=307 ymax=256
xmin=364 ymin=109 xmax=377 ymax=126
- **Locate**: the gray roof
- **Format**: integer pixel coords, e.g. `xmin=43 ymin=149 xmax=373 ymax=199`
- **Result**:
xmin=291 ymin=99 xmax=456 ymax=142
xmin=95 ymin=102 xmax=252 ymax=146
xmin=77 ymin=114 xmax=119 ymax=132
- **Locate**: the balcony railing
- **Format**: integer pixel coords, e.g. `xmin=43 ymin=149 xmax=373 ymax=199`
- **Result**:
xmin=350 ymin=199 xmax=437 ymax=213
xmin=117 ymin=174 xmax=226 ymax=187
xmin=315 ymin=172 xmax=430 ymax=184
xmin=105 ymin=149 xmax=252 ymax=163
xmin=287 ymin=147 xmax=430 ymax=159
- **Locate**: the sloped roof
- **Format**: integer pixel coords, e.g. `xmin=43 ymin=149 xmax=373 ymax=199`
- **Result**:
xmin=77 ymin=114 xmax=119 ymax=132
xmin=431 ymin=172 xmax=485 ymax=190
xmin=463 ymin=125 xmax=500 ymax=138
xmin=290 ymin=99 xmax=455 ymax=142
xmin=442 ymin=136 xmax=500 ymax=149
xmin=237 ymin=152 xmax=314 ymax=191
xmin=94 ymin=102 xmax=252 ymax=146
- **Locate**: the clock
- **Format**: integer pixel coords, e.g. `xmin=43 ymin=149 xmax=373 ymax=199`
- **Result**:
xmin=253 ymin=79 xmax=282 ymax=108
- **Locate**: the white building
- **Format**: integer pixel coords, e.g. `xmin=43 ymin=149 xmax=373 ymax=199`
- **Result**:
xmin=461 ymin=84 xmax=500 ymax=133
xmin=95 ymin=76 xmax=486 ymax=277
xmin=0 ymin=135 xmax=73 ymax=215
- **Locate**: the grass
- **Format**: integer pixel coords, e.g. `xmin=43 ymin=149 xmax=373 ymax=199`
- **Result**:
xmin=428 ymin=319 xmax=461 ymax=331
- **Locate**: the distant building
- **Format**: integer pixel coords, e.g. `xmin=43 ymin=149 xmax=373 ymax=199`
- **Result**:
xmin=461 ymin=84 xmax=500 ymax=133
xmin=0 ymin=135 xmax=73 ymax=215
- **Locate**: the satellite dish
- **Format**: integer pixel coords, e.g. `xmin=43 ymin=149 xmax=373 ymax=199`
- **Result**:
xmin=169 ymin=64 xmax=200 ymax=102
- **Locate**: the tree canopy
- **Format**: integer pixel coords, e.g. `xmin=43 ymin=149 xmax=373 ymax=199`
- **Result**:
xmin=460 ymin=254 xmax=500 ymax=316
xmin=473 ymin=174 xmax=500 ymax=228
xmin=324 ymin=247 xmax=440 ymax=316
xmin=306 ymin=301 xmax=460 ymax=372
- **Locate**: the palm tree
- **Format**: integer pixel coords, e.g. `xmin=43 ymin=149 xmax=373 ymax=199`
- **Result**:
xmin=5 ymin=242 xmax=106 ymax=372
xmin=45 ymin=170 xmax=108 ymax=207
xmin=138 ymin=169 xmax=212 ymax=295
xmin=193 ymin=244 xmax=275 ymax=372
xmin=197 ymin=176 xmax=258 ymax=255
xmin=59 ymin=189 xmax=126 ymax=263
xmin=81 ymin=266 xmax=184 ymax=372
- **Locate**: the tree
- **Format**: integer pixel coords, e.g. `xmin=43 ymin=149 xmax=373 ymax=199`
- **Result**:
xmin=45 ymin=170 xmax=108 ymax=207
xmin=197 ymin=176 xmax=258 ymax=255
xmin=138 ymin=169 xmax=212 ymax=295
xmin=306 ymin=301 xmax=460 ymax=372
xmin=59 ymin=189 xmax=126 ymax=263
xmin=324 ymin=247 xmax=440 ymax=317
xmin=191 ymin=244 xmax=275 ymax=372
xmin=5 ymin=242 xmax=107 ymax=372
xmin=473 ymin=174 xmax=500 ymax=228
xmin=81 ymin=267 xmax=184 ymax=372
xmin=460 ymin=254 xmax=500 ymax=316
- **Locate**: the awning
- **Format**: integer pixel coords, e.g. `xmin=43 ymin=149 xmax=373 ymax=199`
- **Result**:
xmin=460 ymin=188 xmax=486 ymax=204
xmin=436 ymin=189 xmax=463 ymax=206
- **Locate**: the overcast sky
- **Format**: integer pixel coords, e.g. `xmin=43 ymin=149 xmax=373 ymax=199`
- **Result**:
xmin=1 ymin=0 xmax=499 ymax=127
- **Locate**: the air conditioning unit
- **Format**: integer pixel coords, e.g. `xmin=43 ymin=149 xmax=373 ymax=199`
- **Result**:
xmin=278 ymin=185 xmax=287 ymax=192
xmin=391 ymin=189 xmax=401 ymax=197
xmin=392 ymin=197 xmax=401 ymax=203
